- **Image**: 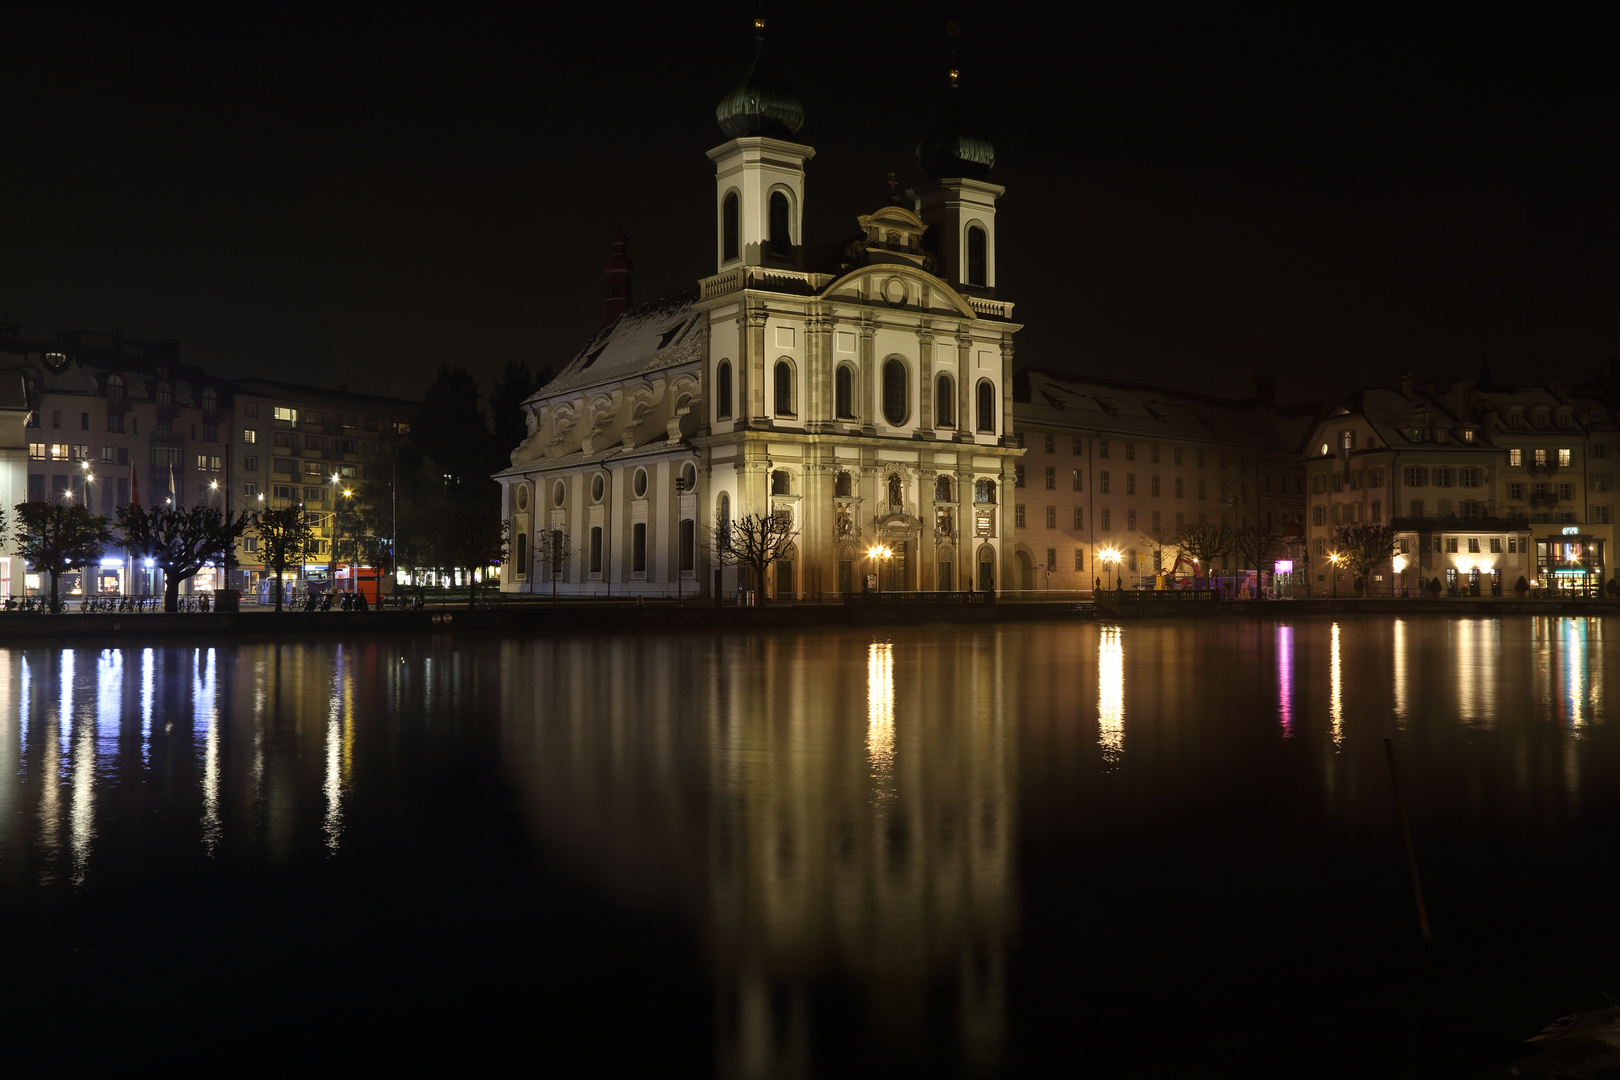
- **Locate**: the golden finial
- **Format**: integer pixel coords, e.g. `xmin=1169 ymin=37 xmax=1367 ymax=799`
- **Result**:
xmin=887 ymin=171 xmax=898 ymax=194
xmin=755 ymin=17 xmax=766 ymax=36
xmin=946 ymin=21 xmax=961 ymax=87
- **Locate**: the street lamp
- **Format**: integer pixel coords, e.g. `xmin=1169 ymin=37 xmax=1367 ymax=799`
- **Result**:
xmin=867 ymin=544 xmax=893 ymax=593
xmin=1328 ymin=551 xmax=1341 ymax=598
xmin=1099 ymin=546 xmax=1122 ymax=590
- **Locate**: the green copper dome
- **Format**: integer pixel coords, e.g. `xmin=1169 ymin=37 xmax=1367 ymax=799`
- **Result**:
xmin=715 ymin=35 xmax=805 ymax=139
xmin=916 ymin=90 xmax=995 ymax=181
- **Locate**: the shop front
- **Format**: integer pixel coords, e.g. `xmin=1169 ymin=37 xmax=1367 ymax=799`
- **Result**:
xmin=1536 ymin=528 xmax=1607 ymax=595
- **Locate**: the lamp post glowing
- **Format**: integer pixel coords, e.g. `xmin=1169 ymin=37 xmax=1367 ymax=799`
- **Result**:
xmin=1100 ymin=547 xmax=1122 ymax=591
xmin=867 ymin=544 xmax=893 ymax=593
xmin=1392 ymin=553 xmax=1407 ymax=598
xmin=1329 ymin=551 xmax=1341 ymax=598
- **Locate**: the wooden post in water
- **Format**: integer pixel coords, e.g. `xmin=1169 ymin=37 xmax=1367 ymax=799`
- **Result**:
xmin=1383 ymin=737 xmax=1434 ymax=946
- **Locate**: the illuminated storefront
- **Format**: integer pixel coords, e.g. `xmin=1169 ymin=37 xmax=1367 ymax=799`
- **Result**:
xmin=1537 ymin=527 xmax=1606 ymax=593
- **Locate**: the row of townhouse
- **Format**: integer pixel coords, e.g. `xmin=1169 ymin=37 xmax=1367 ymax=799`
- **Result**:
xmin=1008 ymin=367 xmax=1319 ymax=593
xmin=0 ymin=326 xmax=416 ymax=602
xmin=1303 ymin=376 xmax=1618 ymax=596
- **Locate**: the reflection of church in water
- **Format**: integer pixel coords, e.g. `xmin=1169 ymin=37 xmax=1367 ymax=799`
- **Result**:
xmin=496 ymin=22 xmax=1022 ymax=598
xmin=499 ymin=630 xmax=1018 ymax=1078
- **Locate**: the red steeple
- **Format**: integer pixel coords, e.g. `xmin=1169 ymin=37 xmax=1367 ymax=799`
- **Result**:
xmin=604 ymin=231 xmax=633 ymax=324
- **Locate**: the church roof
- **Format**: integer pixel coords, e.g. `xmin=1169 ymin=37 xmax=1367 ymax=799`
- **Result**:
xmin=539 ymin=291 xmax=702 ymax=399
xmin=715 ymin=30 xmax=805 ymax=140
xmin=916 ymin=86 xmax=994 ymax=181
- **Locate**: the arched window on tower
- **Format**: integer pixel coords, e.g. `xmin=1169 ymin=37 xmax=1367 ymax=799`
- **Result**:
xmin=723 ymin=192 xmax=739 ymax=262
xmin=769 ymin=191 xmax=791 ymax=257
xmin=966 ymin=225 xmax=987 ymax=287
xmin=882 ymin=359 xmax=909 ymax=426
xmin=771 ymin=470 xmax=791 ymax=495
xmin=936 ymin=373 xmax=954 ymax=428
xmin=935 ymin=476 xmax=954 ymax=502
xmin=717 ymin=361 xmax=733 ymax=420
xmin=976 ymin=380 xmax=995 ymax=433
xmin=774 ymin=360 xmax=795 ymax=416
xmin=835 ymin=365 xmax=855 ymax=419
xmin=835 ymin=471 xmax=853 ymax=497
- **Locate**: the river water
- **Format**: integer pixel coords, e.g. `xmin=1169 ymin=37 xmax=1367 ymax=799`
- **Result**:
xmin=2 ymin=617 xmax=1617 ymax=1076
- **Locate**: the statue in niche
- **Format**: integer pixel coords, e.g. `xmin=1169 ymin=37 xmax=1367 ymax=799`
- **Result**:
xmin=936 ymin=507 xmax=954 ymax=537
xmin=836 ymin=504 xmax=854 ymax=538
xmin=888 ymin=473 xmax=903 ymax=510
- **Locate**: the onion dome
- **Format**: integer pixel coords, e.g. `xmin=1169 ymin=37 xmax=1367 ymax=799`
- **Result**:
xmin=916 ymin=72 xmax=995 ymax=181
xmin=715 ymin=20 xmax=805 ymax=139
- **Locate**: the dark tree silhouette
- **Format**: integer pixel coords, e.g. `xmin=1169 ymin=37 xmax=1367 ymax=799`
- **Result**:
xmin=117 ymin=504 xmax=251 ymax=612
xmin=12 ymin=502 xmax=114 ymax=612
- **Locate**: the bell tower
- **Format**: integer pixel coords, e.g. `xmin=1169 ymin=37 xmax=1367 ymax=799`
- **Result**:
xmin=909 ymin=64 xmax=1002 ymax=294
xmin=708 ymin=20 xmax=814 ymax=273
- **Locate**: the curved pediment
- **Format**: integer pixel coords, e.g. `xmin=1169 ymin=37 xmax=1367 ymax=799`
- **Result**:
xmin=819 ymin=263 xmax=977 ymax=319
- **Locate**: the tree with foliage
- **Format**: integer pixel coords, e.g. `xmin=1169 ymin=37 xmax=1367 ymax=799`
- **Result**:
xmin=1175 ymin=522 xmax=1234 ymax=588
xmin=489 ymin=359 xmax=553 ymax=461
xmin=535 ymin=526 xmax=577 ymax=603
xmin=12 ymin=502 xmax=114 ymax=612
xmin=434 ymin=495 xmax=506 ymax=607
xmin=1333 ymin=522 xmax=1400 ymax=597
xmin=1233 ymin=522 xmax=1286 ymax=597
xmin=713 ymin=511 xmax=799 ymax=601
xmin=117 ymin=504 xmax=251 ymax=612
xmin=412 ymin=365 xmax=500 ymax=485
xmin=255 ymin=506 xmax=318 ymax=611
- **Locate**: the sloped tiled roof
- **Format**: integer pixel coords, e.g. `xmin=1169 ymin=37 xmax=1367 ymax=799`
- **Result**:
xmin=538 ymin=291 xmax=703 ymax=400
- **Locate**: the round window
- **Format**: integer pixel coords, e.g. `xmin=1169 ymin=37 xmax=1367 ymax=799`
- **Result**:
xmin=592 ymin=475 xmax=605 ymax=502
xmin=634 ymin=468 xmax=648 ymax=497
xmin=515 ymin=485 xmax=529 ymax=511
xmin=681 ymin=463 xmax=697 ymax=490
xmin=553 ymin=480 xmax=566 ymax=507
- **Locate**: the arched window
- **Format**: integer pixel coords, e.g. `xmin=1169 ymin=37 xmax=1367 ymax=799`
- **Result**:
xmin=835 ymin=365 xmax=855 ymax=419
xmin=935 ymin=476 xmax=954 ymax=502
xmin=515 ymin=532 xmax=528 ymax=577
xmin=936 ymin=373 xmax=954 ymax=428
xmin=976 ymin=380 xmax=995 ymax=433
xmin=835 ymin=471 xmax=853 ymax=497
xmin=771 ymin=470 xmax=791 ymax=495
xmin=882 ymin=359 xmax=909 ymax=426
xmin=680 ymin=519 xmax=696 ymax=572
xmin=774 ymin=360 xmax=794 ymax=416
xmin=769 ymin=191 xmax=791 ymax=257
xmin=201 ymin=387 xmax=217 ymax=416
xmin=106 ymin=374 xmax=125 ymax=404
xmin=975 ymin=479 xmax=997 ymax=504
xmin=155 ymin=381 xmax=173 ymax=409
xmin=966 ymin=225 xmax=987 ymax=287
xmin=717 ymin=492 xmax=731 ymax=551
xmin=717 ymin=361 xmax=733 ymax=419
xmin=589 ymin=527 xmax=603 ymax=574
xmin=722 ymin=192 xmax=739 ymax=262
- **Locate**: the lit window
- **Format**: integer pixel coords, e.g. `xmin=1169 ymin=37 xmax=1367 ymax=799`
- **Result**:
xmin=274 ymin=407 xmax=297 ymax=422
xmin=244 ymin=429 xmax=257 ymax=443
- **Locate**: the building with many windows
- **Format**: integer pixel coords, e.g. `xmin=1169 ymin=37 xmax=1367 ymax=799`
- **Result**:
xmin=1011 ymin=368 xmax=1316 ymax=593
xmin=496 ymin=33 xmax=1021 ymax=597
xmin=0 ymin=324 xmax=416 ymax=601
xmin=1303 ymin=376 xmax=1615 ymax=596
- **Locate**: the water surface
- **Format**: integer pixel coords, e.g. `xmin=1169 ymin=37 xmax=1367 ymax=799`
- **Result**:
xmin=2 ymin=617 xmax=1617 ymax=1075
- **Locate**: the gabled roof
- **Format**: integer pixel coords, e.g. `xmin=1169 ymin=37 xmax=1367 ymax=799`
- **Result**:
xmin=1017 ymin=368 xmax=1320 ymax=454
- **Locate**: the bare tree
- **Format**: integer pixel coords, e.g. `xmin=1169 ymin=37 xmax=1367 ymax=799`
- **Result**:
xmin=117 ymin=504 xmax=252 ymax=613
xmin=1233 ymin=522 xmax=1285 ymax=597
xmin=535 ymin=527 xmax=577 ymax=603
xmin=1176 ymin=522 xmax=1234 ymax=587
xmin=1333 ymin=523 xmax=1400 ymax=596
xmin=1140 ymin=525 xmax=1182 ymax=581
xmin=713 ymin=511 xmax=799 ymax=601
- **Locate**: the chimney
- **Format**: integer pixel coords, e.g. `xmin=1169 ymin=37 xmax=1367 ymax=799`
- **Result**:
xmin=604 ymin=231 xmax=633 ymax=325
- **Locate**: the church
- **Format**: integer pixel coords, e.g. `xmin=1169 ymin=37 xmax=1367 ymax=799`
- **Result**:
xmin=495 ymin=24 xmax=1022 ymax=599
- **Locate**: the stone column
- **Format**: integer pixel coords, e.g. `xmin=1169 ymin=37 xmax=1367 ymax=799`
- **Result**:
xmin=956 ymin=332 xmax=973 ymax=441
xmin=747 ymin=310 xmax=768 ymax=423
xmin=807 ymin=311 xmax=832 ymax=431
xmin=859 ymin=318 xmax=877 ymax=434
xmin=917 ymin=327 xmax=935 ymax=433
xmin=920 ymin=466 xmax=937 ymax=590
xmin=1000 ymin=334 xmax=1017 ymax=445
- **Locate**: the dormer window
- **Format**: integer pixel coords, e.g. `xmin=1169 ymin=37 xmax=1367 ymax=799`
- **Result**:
xmin=106 ymin=374 xmax=125 ymax=404
xmin=201 ymin=388 xmax=217 ymax=417
xmin=155 ymin=381 xmax=173 ymax=409
xmin=1462 ymin=429 xmax=1475 ymax=443
xmin=1534 ymin=409 xmax=1549 ymax=428
xmin=1556 ymin=411 xmax=1573 ymax=429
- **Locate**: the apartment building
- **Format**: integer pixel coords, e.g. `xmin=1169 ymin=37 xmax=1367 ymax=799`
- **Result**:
xmin=1011 ymin=368 xmax=1316 ymax=593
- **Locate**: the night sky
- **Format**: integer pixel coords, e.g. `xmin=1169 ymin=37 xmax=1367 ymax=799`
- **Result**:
xmin=4 ymin=6 xmax=1614 ymax=410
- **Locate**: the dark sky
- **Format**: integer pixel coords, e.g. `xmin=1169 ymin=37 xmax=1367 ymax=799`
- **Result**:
xmin=4 ymin=5 xmax=1615 ymax=410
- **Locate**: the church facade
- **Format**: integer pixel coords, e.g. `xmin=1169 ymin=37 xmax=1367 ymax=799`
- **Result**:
xmin=495 ymin=32 xmax=1022 ymax=599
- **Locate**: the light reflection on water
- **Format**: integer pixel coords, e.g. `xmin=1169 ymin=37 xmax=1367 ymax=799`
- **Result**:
xmin=0 ymin=618 xmax=1617 ymax=1075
